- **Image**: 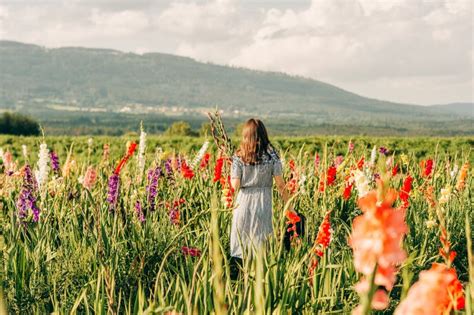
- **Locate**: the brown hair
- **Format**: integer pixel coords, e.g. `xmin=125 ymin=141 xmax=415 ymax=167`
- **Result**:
xmin=236 ymin=118 xmax=272 ymax=164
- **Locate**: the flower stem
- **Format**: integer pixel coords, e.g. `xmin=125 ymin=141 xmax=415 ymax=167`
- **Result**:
xmin=361 ymin=263 xmax=378 ymax=315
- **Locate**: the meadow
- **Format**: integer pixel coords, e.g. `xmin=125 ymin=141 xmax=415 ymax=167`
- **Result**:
xmin=0 ymin=133 xmax=472 ymax=314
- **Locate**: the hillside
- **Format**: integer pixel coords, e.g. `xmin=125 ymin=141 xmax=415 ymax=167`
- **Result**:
xmin=0 ymin=40 xmax=472 ymax=135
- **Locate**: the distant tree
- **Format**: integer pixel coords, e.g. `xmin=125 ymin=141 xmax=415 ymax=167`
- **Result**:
xmin=199 ymin=122 xmax=211 ymax=137
xmin=0 ymin=112 xmax=40 ymax=136
xmin=164 ymin=121 xmax=196 ymax=137
xmin=233 ymin=123 xmax=245 ymax=137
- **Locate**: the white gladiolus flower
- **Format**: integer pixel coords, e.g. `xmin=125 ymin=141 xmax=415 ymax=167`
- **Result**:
xmin=35 ymin=143 xmax=50 ymax=190
xmin=352 ymin=170 xmax=370 ymax=198
xmin=22 ymin=145 xmax=28 ymax=159
xmin=438 ymin=186 xmax=451 ymax=204
xmin=137 ymin=129 xmax=147 ymax=175
xmin=298 ymin=174 xmax=307 ymax=194
xmin=191 ymin=140 xmax=210 ymax=169
xmin=88 ymin=138 xmax=93 ymax=147
xmin=369 ymin=146 xmax=377 ymax=167
xmin=450 ymin=164 xmax=458 ymax=179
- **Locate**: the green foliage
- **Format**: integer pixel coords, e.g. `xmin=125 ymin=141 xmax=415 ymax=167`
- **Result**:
xmin=0 ymin=112 xmax=40 ymax=136
xmin=164 ymin=121 xmax=197 ymax=137
xmin=0 ymin=135 xmax=472 ymax=314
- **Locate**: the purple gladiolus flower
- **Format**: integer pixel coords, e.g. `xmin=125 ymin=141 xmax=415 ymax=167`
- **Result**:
xmin=164 ymin=159 xmax=173 ymax=177
xmin=379 ymin=146 xmax=389 ymax=156
xmin=135 ymin=200 xmax=145 ymax=223
xmin=146 ymin=167 xmax=161 ymax=211
xmin=107 ymin=174 xmax=120 ymax=210
xmin=16 ymin=165 xmax=40 ymax=222
xmin=50 ymin=151 xmax=60 ymax=174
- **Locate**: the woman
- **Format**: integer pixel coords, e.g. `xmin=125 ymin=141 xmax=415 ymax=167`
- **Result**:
xmin=230 ymin=118 xmax=293 ymax=263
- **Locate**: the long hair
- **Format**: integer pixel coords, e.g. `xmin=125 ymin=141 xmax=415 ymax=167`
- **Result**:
xmin=237 ymin=118 xmax=272 ymax=164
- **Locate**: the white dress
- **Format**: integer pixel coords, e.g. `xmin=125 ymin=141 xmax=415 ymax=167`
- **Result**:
xmin=230 ymin=149 xmax=282 ymax=258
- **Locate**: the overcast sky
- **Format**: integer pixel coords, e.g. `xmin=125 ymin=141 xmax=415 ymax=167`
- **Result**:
xmin=1 ymin=0 xmax=472 ymax=105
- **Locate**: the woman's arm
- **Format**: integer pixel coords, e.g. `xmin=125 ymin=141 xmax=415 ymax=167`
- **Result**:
xmin=274 ymin=175 xmax=294 ymax=212
xmin=231 ymin=178 xmax=240 ymax=192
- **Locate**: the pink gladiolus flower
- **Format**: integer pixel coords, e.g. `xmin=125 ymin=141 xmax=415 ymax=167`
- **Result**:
xmin=82 ymin=166 xmax=97 ymax=190
xmin=394 ymin=263 xmax=465 ymax=314
xmin=349 ymin=188 xmax=407 ymax=312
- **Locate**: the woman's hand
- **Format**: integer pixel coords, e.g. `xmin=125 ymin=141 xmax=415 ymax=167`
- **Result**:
xmin=274 ymin=175 xmax=294 ymax=212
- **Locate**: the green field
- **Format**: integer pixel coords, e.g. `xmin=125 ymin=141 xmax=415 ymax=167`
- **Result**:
xmin=0 ymin=135 xmax=472 ymax=314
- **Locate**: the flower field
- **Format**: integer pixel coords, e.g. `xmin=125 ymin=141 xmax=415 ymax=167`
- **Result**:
xmin=0 ymin=134 xmax=472 ymax=314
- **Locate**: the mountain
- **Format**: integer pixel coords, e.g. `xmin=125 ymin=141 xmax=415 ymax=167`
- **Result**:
xmin=0 ymin=40 xmax=472 ymax=135
xmin=428 ymin=103 xmax=474 ymax=117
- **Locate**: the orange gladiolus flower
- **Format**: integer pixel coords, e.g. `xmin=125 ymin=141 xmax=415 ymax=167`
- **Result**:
xmin=455 ymin=162 xmax=469 ymax=191
xmin=394 ymin=263 xmax=465 ymax=314
xmin=349 ymin=188 xmax=407 ymax=312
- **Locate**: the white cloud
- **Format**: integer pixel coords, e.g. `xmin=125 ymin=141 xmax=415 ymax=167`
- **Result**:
xmin=0 ymin=0 xmax=472 ymax=104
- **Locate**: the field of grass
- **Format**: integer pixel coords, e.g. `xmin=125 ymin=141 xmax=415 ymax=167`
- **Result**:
xmin=0 ymin=134 xmax=472 ymax=314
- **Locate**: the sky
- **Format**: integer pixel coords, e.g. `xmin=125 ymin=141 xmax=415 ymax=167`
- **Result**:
xmin=0 ymin=0 xmax=473 ymax=105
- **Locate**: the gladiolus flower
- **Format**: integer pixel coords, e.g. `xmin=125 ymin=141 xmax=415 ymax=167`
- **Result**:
xmin=107 ymin=174 xmax=120 ymax=210
xmin=82 ymin=166 xmax=97 ymax=190
xmin=391 ymin=164 xmax=399 ymax=176
xmin=399 ymin=175 xmax=413 ymax=209
xmin=191 ymin=140 xmax=210 ymax=169
xmin=422 ymin=159 xmax=434 ymax=177
xmin=135 ymin=200 xmax=145 ymax=223
xmin=16 ymin=165 xmax=40 ymax=222
xmin=146 ymin=167 xmax=161 ymax=212
xmin=438 ymin=186 xmax=451 ymax=205
xmin=455 ymin=162 xmax=469 ymax=191
xmin=314 ymin=153 xmax=320 ymax=170
xmin=343 ymin=183 xmax=353 ymax=200
xmin=314 ymin=211 xmax=332 ymax=257
xmin=379 ymin=147 xmax=389 ymax=156
xmin=369 ymin=146 xmax=377 ymax=167
xmin=49 ymin=151 xmax=60 ymax=175
xmin=115 ymin=142 xmax=137 ymax=175
xmin=181 ymin=246 xmax=202 ymax=257
xmin=35 ymin=143 xmax=50 ymax=191
xmin=349 ymin=188 xmax=407 ymax=312
xmin=309 ymin=211 xmax=332 ymax=280
xmin=213 ymin=157 xmax=224 ymax=182
xmin=137 ymin=127 xmax=147 ymax=178
xmin=102 ymin=143 xmax=110 ymax=161
xmin=348 ymin=141 xmax=355 ymax=153
xmin=357 ymin=156 xmax=364 ymax=170
xmin=352 ymin=170 xmax=370 ymax=198
xmin=286 ymin=210 xmax=301 ymax=238
xmin=200 ymin=153 xmax=211 ymax=169
xmin=181 ymin=160 xmax=195 ymax=179
xmin=394 ymin=263 xmax=465 ymax=314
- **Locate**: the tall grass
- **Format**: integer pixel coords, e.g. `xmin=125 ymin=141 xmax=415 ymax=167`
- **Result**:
xmin=0 ymin=135 xmax=472 ymax=313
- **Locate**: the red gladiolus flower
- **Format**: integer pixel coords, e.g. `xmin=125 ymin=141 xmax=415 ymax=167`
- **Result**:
xmin=357 ymin=156 xmax=364 ymax=170
xmin=181 ymin=160 xmax=195 ymax=179
xmin=343 ymin=183 xmax=353 ymax=200
xmin=181 ymin=246 xmax=202 ymax=257
xmin=326 ymin=165 xmax=337 ymax=186
xmin=114 ymin=142 xmax=137 ymax=174
xmin=309 ymin=211 xmax=332 ymax=282
xmin=439 ymin=227 xmax=457 ymax=264
xmin=200 ymin=153 xmax=210 ymax=169
xmin=314 ymin=212 xmax=331 ymax=257
xmin=213 ymin=157 xmax=224 ymax=182
xmin=399 ymin=175 xmax=413 ymax=209
xmin=286 ymin=210 xmax=301 ymax=238
xmin=423 ymin=159 xmax=434 ymax=177
xmin=391 ymin=164 xmax=399 ymax=176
